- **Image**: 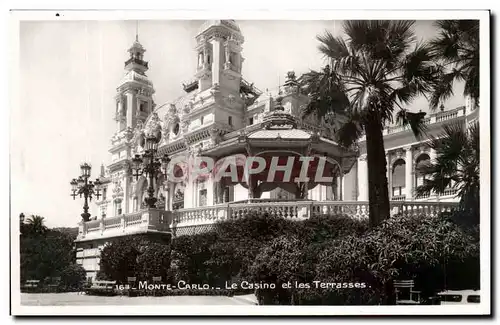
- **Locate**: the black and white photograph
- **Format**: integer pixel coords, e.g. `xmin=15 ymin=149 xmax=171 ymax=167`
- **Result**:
xmin=9 ymin=9 xmax=490 ymax=316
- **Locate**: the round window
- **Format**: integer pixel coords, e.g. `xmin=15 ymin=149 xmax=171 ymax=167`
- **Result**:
xmin=173 ymin=123 xmax=180 ymax=135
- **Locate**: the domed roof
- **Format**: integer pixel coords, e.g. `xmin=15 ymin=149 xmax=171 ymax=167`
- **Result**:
xmin=197 ymin=20 xmax=241 ymax=35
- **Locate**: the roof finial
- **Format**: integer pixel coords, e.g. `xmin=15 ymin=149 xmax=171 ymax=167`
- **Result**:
xmin=135 ymin=20 xmax=139 ymax=42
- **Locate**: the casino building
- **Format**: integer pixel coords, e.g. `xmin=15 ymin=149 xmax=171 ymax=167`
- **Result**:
xmin=75 ymin=20 xmax=479 ymax=279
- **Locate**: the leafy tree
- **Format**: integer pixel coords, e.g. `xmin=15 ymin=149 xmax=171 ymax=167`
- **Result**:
xmin=207 ymin=212 xmax=296 ymax=282
xmin=416 ymin=122 xmax=479 ymax=224
xmin=99 ymin=237 xmax=141 ymax=284
xmin=250 ymin=236 xmax=316 ymax=305
xmin=428 ymin=20 xmax=479 ymax=109
xmin=59 ymin=264 xmax=87 ymax=291
xmin=249 ymin=213 xmax=478 ymax=305
xmin=300 ymin=21 xmax=439 ymax=227
xmin=20 ymin=229 xmax=75 ymax=282
xmin=170 ymin=231 xmax=218 ymax=285
xmin=299 ymin=214 xmax=368 ymax=243
xmin=314 ymin=213 xmax=478 ymax=305
xmin=136 ymin=242 xmax=171 ymax=282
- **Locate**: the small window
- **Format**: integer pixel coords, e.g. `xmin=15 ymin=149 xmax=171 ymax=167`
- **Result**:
xmin=248 ymin=117 xmax=254 ymax=125
xmin=228 ymin=116 xmax=233 ymax=126
xmin=200 ymin=116 xmax=204 ymax=125
xmin=467 ymin=295 xmax=480 ymax=303
xmin=139 ymin=102 xmax=146 ymax=112
xmin=173 ymin=123 xmax=180 ymax=135
xmin=102 ymin=188 xmax=107 ymax=201
xmin=199 ymin=189 xmax=207 ymax=207
xmin=223 ymin=187 xmax=230 ymax=203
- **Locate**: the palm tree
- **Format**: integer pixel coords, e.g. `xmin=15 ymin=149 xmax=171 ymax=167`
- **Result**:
xmin=300 ymin=21 xmax=439 ymax=227
xmin=428 ymin=20 xmax=479 ymax=109
xmin=26 ymin=215 xmax=47 ymax=234
xmin=416 ymin=122 xmax=479 ymax=222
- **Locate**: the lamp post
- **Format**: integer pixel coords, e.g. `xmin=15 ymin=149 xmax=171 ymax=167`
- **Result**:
xmin=70 ymin=163 xmax=102 ymax=222
xmin=131 ymin=135 xmax=170 ymax=209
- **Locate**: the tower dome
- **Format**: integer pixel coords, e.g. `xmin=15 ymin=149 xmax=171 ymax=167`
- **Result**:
xmin=197 ymin=19 xmax=241 ymax=36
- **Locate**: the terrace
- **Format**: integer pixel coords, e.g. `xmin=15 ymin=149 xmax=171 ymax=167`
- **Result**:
xmin=76 ymin=199 xmax=459 ymax=241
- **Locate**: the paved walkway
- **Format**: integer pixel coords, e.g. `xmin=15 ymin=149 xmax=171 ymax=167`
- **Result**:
xmin=21 ymin=293 xmax=258 ymax=306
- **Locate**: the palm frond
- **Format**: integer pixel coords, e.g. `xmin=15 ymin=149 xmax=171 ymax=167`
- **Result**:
xmin=299 ymin=68 xmax=350 ymax=119
xmin=334 ymin=113 xmax=365 ymax=147
xmin=428 ymin=68 xmax=463 ymax=110
xmin=395 ymin=109 xmax=428 ymax=139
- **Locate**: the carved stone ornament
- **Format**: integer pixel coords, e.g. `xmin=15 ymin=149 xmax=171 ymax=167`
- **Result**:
xmin=181 ymin=119 xmax=190 ymax=133
xmin=131 ymin=120 xmax=145 ymax=149
xmin=209 ymin=128 xmax=221 ymax=146
xmin=173 ymin=188 xmax=184 ymax=202
xmin=227 ymin=94 xmax=236 ymax=105
xmin=112 ymin=180 xmax=124 ymax=198
xmin=145 ymin=112 xmax=162 ymax=140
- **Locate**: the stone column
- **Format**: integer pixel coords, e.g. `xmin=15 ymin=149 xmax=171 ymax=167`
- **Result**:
xmin=339 ymin=174 xmax=344 ymax=201
xmin=429 ymin=148 xmax=438 ymax=199
xmin=405 ymin=146 xmax=413 ymax=200
xmin=116 ymin=99 xmax=123 ymax=132
xmin=206 ymin=175 xmax=214 ymax=206
xmin=210 ymin=39 xmax=221 ymax=86
xmin=126 ymin=92 xmax=134 ymax=128
xmin=213 ymin=181 xmax=219 ymax=204
xmin=123 ymin=175 xmax=130 ymax=214
xmin=203 ymin=46 xmax=209 ymax=65
xmin=351 ymin=161 xmax=358 ymax=201
xmin=357 ymin=155 xmax=368 ymax=201
xmin=247 ymin=175 xmax=254 ymax=199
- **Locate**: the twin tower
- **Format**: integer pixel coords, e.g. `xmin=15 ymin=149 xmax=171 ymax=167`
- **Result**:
xmin=112 ymin=20 xmax=245 ymax=136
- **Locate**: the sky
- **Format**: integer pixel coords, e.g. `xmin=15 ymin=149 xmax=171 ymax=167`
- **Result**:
xmin=12 ymin=19 xmax=465 ymax=228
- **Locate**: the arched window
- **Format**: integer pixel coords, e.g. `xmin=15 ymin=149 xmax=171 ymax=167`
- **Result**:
xmin=114 ymin=199 xmax=122 ymax=216
xmin=133 ymin=197 xmax=138 ymax=212
xmin=415 ymin=154 xmax=430 ymax=188
xmin=392 ymin=159 xmax=406 ymax=197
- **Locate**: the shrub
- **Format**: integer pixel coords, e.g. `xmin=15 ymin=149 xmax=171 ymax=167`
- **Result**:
xmin=298 ymin=214 xmax=369 ymax=243
xmin=59 ymin=264 xmax=87 ymax=291
xmin=136 ymin=242 xmax=171 ymax=282
xmin=99 ymin=237 xmax=142 ymax=284
xmin=248 ymin=213 xmax=480 ymax=305
xmin=250 ymin=235 xmax=310 ymax=305
xmin=20 ymin=229 xmax=75 ymax=283
xmin=170 ymin=231 xmax=218 ymax=285
xmin=310 ymin=213 xmax=480 ymax=305
xmin=207 ymin=212 xmax=297 ymax=283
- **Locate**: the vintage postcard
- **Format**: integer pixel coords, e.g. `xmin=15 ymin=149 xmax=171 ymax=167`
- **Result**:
xmin=9 ymin=9 xmax=490 ymax=316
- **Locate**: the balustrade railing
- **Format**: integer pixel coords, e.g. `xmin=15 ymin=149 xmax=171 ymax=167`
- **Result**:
xmin=171 ymin=200 xmax=459 ymax=227
xmin=392 ymin=195 xmax=407 ymax=202
xmin=443 ymin=188 xmax=458 ymax=196
xmin=359 ymin=106 xmax=467 ymax=140
xmin=76 ymin=208 xmax=171 ymax=241
xmin=78 ymin=200 xmax=459 ymax=239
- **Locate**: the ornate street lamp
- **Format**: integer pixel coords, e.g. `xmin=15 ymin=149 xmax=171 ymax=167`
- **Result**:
xmin=132 ymin=135 xmax=170 ymax=209
xmin=70 ymin=163 xmax=102 ymax=222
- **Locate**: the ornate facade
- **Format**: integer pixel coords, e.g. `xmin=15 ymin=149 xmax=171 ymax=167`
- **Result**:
xmin=75 ymin=20 xmax=474 ymax=280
